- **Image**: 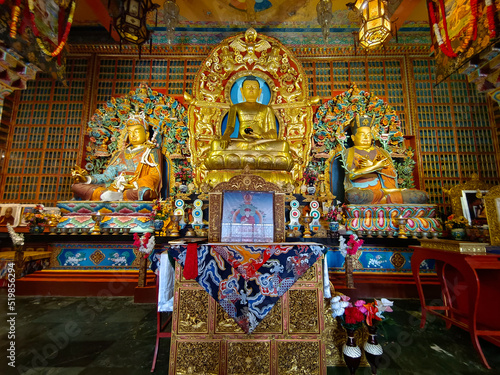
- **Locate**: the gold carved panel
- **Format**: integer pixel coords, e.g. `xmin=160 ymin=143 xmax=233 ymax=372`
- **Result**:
xmin=177 ymin=289 xmax=209 ymax=333
xmin=215 ymin=299 xmax=283 ymax=334
xmin=288 ymin=290 xmax=319 ymax=333
xmin=484 ymin=184 xmax=500 ymax=245
xmin=253 ymin=299 xmax=283 ymax=333
xmin=277 ymin=341 xmax=321 ymax=375
xmin=295 ymin=261 xmax=318 ymax=283
xmin=444 ymin=173 xmax=492 ymax=218
xmin=174 ymin=341 xmax=220 ymax=375
xmin=215 ymin=303 xmax=245 ymax=333
xmin=227 ymin=341 xmax=270 ymax=375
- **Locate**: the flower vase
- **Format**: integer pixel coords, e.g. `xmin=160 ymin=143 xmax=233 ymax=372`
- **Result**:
xmin=329 ymin=221 xmax=339 ymax=232
xmin=153 ymin=220 xmax=164 ymax=232
xmin=450 ymin=228 xmax=466 ymax=240
xmin=345 ymin=254 xmax=355 ymax=289
xmin=343 ymin=328 xmax=362 ymax=375
xmin=307 ymin=185 xmax=316 ymax=195
xmin=364 ymin=325 xmax=383 ymax=374
xmin=29 ymin=226 xmax=44 ymax=234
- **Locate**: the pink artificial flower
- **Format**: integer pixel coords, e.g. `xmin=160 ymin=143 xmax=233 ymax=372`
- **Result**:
xmin=354 ymin=300 xmax=367 ymax=314
xmin=340 ymin=295 xmax=351 ymax=303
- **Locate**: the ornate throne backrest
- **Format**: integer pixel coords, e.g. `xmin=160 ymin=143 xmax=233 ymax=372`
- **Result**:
xmin=186 ymin=27 xmax=316 ymax=187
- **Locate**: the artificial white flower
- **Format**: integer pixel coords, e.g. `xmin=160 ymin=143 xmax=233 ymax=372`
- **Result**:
xmin=7 ymin=223 xmax=24 ymax=246
xmin=375 ymin=298 xmax=394 ymax=319
xmin=338 ymin=235 xmax=347 ymax=257
xmin=330 ymin=295 xmax=350 ymax=318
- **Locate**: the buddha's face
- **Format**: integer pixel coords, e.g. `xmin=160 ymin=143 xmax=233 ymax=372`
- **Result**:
xmin=241 ymin=80 xmax=261 ymax=103
xmin=127 ymin=124 xmax=147 ymax=146
xmin=351 ymin=127 xmax=373 ymax=149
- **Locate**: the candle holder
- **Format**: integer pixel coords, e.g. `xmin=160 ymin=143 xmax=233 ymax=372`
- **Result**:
xmin=397 ymin=215 xmax=407 ymax=239
xmin=301 ymin=215 xmax=313 ymax=238
xmin=91 ymin=212 xmax=103 ymax=235
xmin=170 ymin=214 xmax=183 ymax=237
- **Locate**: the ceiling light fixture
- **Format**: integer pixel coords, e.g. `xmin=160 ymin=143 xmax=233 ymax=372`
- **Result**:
xmin=317 ymin=0 xmax=333 ymax=42
xmin=163 ymin=0 xmax=180 ymax=44
xmin=354 ymin=0 xmax=391 ymax=49
xmin=114 ymin=0 xmax=159 ymax=58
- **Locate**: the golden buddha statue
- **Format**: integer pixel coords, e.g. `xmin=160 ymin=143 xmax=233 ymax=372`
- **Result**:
xmin=343 ymin=118 xmax=428 ymax=204
xmin=204 ymin=76 xmax=294 ymax=184
xmin=71 ymin=114 xmax=161 ymax=201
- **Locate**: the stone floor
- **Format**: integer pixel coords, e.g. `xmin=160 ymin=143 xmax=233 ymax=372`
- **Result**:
xmin=0 ymin=290 xmax=499 ymax=374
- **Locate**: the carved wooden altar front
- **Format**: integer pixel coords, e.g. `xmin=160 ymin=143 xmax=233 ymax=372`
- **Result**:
xmin=169 ymin=258 xmax=328 ymax=374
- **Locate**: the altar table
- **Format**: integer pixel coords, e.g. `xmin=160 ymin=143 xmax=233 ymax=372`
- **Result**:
xmin=411 ymin=245 xmax=500 ymax=369
xmin=166 ymin=242 xmax=329 ymax=375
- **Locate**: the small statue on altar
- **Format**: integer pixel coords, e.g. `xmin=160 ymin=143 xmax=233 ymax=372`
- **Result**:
xmin=343 ymin=117 xmax=428 ymax=204
xmin=71 ymin=114 xmax=161 ymax=201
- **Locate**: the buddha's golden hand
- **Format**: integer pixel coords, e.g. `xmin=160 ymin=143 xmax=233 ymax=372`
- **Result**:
xmin=356 ymin=156 xmax=390 ymax=172
xmin=71 ymin=165 xmax=88 ymax=183
xmin=220 ymin=136 xmax=230 ymax=150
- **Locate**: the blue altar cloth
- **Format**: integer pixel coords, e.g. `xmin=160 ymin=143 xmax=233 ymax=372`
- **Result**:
xmin=168 ymin=243 xmax=326 ymax=334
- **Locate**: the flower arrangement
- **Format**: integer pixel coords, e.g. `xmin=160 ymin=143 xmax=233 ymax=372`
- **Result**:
xmin=339 ymin=234 xmax=364 ymax=288
xmin=150 ymin=199 xmax=170 ymax=221
xmin=331 ymin=294 xmax=394 ymax=328
xmin=23 ymin=204 xmax=48 ymax=229
xmin=325 ymin=205 xmax=345 ymax=223
xmin=301 ymin=168 xmax=319 ymax=186
xmin=133 ymin=232 xmax=155 ymax=256
xmin=445 ymin=214 xmax=468 ymax=230
xmin=338 ymin=234 xmax=364 ymax=257
xmin=174 ymin=160 xmax=193 ymax=184
xmin=6 ymin=223 xmax=24 ymax=246
xmin=363 ymin=298 xmax=394 ymax=326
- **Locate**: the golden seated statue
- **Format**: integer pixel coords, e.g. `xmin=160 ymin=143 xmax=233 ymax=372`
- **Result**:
xmin=71 ymin=114 xmax=161 ymax=201
xmin=204 ymin=76 xmax=294 ymax=185
xmin=343 ymin=117 xmax=428 ymax=204
xmin=187 ymin=28 xmax=316 ymax=189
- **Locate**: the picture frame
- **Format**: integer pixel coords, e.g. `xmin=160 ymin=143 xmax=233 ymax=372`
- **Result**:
xmin=208 ymin=172 xmax=285 ymax=243
xmin=460 ymin=190 xmax=488 ymax=226
xmin=0 ymin=204 xmax=21 ymax=227
xmin=19 ymin=204 xmax=37 ymax=226
xmin=220 ymin=190 xmax=275 ymax=243
xmin=484 ymin=185 xmax=500 ymax=246
xmin=445 ymin=174 xmax=491 ymax=219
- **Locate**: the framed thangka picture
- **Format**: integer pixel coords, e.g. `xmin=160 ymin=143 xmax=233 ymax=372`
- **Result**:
xmin=220 ymin=191 xmax=274 ymax=242
xmin=460 ymin=190 xmax=488 ymax=226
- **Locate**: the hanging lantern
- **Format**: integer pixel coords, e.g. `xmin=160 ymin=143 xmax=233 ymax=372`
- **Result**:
xmin=316 ymin=0 xmax=333 ymax=42
xmin=114 ymin=0 xmax=159 ymax=46
xmin=354 ymin=0 xmax=391 ymax=49
xmin=163 ymin=0 xmax=180 ymax=44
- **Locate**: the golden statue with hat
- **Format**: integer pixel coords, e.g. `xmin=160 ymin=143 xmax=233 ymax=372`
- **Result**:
xmin=71 ymin=112 xmax=161 ymax=201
